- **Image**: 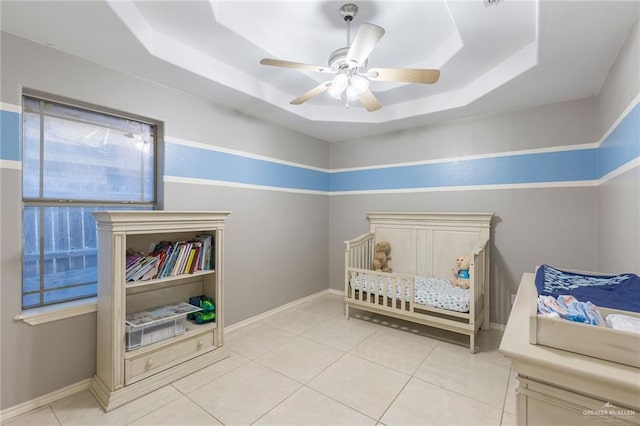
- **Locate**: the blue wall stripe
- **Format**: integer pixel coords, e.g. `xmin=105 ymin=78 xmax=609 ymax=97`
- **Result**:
xmin=598 ymin=102 xmax=640 ymax=177
xmin=0 ymin=105 xmax=637 ymax=191
xmin=1 ymin=110 xmax=20 ymax=161
xmin=329 ymin=149 xmax=598 ymax=191
xmin=165 ymin=142 xmax=329 ymax=192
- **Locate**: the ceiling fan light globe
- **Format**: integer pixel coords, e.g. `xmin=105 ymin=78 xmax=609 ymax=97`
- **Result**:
xmin=346 ymin=86 xmax=360 ymax=102
xmin=334 ymin=72 xmax=349 ymax=88
xmin=328 ymin=73 xmax=349 ymax=99
xmin=327 ymin=84 xmax=343 ymax=99
xmin=350 ymin=74 xmax=369 ymax=96
xmin=327 ymin=89 xmax=343 ymax=100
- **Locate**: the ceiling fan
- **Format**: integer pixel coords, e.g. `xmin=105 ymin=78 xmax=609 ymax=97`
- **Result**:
xmin=260 ymin=3 xmax=440 ymax=112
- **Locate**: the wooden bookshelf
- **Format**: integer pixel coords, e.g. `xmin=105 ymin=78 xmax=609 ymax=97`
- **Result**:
xmin=89 ymin=211 xmax=230 ymax=411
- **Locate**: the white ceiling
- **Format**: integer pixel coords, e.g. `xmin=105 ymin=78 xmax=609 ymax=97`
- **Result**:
xmin=1 ymin=1 xmax=638 ymax=142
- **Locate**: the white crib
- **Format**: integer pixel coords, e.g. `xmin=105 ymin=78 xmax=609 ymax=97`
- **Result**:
xmin=344 ymin=212 xmax=493 ymax=353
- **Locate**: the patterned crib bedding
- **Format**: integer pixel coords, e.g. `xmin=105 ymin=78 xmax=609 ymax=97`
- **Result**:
xmin=535 ymin=264 xmax=640 ymax=313
xmin=351 ymin=274 xmax=470 ymax=313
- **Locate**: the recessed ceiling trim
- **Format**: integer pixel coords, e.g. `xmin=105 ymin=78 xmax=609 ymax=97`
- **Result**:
xmin=107 ymin=1 xmax=540 ymax=125
xmin=374 ymin=32 xmax=464 ymax=93
xmin=106 ymin=0 xmax=154 ymax=49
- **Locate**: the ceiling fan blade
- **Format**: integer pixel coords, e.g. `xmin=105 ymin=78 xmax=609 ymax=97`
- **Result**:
xmin=367 ymin=68 xmax=440 ymax=84
xmin=290 ymin=82 xmax=331 ymax=105
xmin=260 ymin=58 xmax=333 ymax=74
xmin=346 ymin=24 xmax=385 ymax=65
xmin=359 ymin=89 xmax=382 ymax=112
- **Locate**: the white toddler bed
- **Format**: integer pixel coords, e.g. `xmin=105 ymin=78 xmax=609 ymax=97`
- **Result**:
xmin=344 ymin=212 xmax=492 ymax=353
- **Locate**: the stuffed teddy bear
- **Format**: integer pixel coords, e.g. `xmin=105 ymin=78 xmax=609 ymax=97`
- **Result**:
xmin=451 ymin=255 xmax=471 ymax=289
xmin=372 ymin=241 xmax=392 ymax=273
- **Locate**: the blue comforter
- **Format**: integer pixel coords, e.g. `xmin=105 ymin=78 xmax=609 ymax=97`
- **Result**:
xmin=535 ymin=264 xmax=640 ymax=313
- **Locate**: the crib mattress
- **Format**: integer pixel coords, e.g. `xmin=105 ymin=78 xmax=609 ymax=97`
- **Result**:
xmin=351 ymin=275 xmax=470 ymax=313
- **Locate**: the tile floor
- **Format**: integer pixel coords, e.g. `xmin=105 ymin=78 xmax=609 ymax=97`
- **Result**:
xmin=5 ymin=294 xmax=517 ymax=426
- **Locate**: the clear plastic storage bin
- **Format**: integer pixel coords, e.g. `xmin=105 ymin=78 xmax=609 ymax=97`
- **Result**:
xmin=125 ymin=302 xmax=201 ymax=351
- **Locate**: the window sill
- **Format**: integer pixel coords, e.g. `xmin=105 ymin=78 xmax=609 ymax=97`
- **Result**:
xmin=13 ymin=298 xmax=97 ymax=325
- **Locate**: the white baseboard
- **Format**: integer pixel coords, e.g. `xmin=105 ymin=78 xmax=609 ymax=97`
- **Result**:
xmin=224 ymin=289 xmax=333 ymax=334
xmin=490 ymin=322 xmax=506 ymax=331
xmin=327 ymin=288 xmax=343 ymax=295
xmin=0 ymin=378 xmax=92 ymax=423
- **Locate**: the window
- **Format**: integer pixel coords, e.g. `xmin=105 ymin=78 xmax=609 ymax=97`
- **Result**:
xmin=22 ymin=95 xmax=157 ymax=309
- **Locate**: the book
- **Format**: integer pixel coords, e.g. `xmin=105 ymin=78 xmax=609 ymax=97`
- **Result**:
xmin=126 ymin=255 xmax=158 ymax=281
xmin=194 ymin=235 xmax=213 ymax=271
xmin=184 ymin=246 xmax=197 ymax=274
xmin=129 ymin=257 xmax=158 ymax=281
xmin=160 ymin=243 xmax=181 ymax=278
xmin=188 ymin=242 xmax=202 ymax=273
xmin=125 ymin=250 xmax=146 ymax=273
xmin=126 ymin=256 xmax=142 ymax=270
xmin=170 ymin=242 xmax=190 ymax=276
xmin=150 ymin=241 xmax=173 ymax=276
xmin=138 ymin=259 xmax=160 ymax=281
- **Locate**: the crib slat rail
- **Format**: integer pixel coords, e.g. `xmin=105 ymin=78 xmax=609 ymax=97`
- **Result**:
xmin=383 ymin=272 xmax=389 ymax=308
xmin=347 ymin=267 xmax=414 ymax=314
xmin=472 ymin=238 xmax=490 ymax=333
xmin=345 ymin=232 xmax=375 ymax=269
xmin=467 ymin=237 xmax=489 ymax=352
xmin=344 ymin=233 xmax=374 ymax=304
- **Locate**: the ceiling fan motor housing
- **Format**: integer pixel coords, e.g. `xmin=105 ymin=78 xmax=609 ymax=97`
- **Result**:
xmin=328 ymin=47 xmax=366 ymax=72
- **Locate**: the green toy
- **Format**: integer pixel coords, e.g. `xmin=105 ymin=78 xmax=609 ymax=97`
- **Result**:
xmin=193 ymin=300 xmax=216 ymax=324
xmin=187 ymin=295 xmax=216 ymax=324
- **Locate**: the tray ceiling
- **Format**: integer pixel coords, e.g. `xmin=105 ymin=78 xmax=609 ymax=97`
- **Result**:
xmin=1 ymin=1 xmax=638 ymax=141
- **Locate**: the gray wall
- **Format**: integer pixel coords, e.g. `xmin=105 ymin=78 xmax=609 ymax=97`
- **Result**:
xmin=597 ymin=18 xmax=640 ymax=139
xmin=597 ymin=168 xmax=640 ymax=273
xmin=330 ymin=98 xmax=597 ymax=169
xmin=0 ymin=33 xmax=330 ymax=410
xmin=329 ymin=98 xmax=601 ymax=327
xmin=596 ymin=17 xmax=640 ymax=273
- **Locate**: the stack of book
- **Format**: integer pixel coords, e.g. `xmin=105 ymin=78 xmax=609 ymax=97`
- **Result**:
xmin=125 ymin=250 xmax=160 ymax=282
xmin=125 ymin=235 xmax=215 ymax=283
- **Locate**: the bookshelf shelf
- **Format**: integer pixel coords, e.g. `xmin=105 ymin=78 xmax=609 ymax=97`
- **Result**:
xmin=125 ymin=270 xmax=216 ymax=295
xmin=89 ymin=211 xmax=230 ymax=411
